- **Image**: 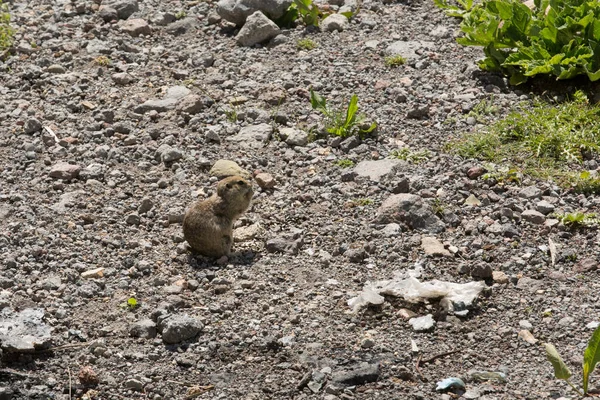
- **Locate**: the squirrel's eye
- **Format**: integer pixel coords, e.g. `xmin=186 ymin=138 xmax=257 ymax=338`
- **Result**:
xmin=226 ymin=183 xmax=232 ymax=188
xmin=237 ymin=180 xmax=244 ymax=185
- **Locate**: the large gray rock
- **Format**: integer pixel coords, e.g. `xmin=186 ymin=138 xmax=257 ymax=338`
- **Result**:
xmin=0 ymin=308 xmax=53 ymax=352
xmin=227 ymin=123 xmax=273 ymax=148
xmin=236 ymin=11 xmax=280 ymax=47
xmin=160 ymin=315 xmax=203 ymax=344
xmin=331 ymin=362 xmax=380 ymax=386
xmin=101 ymin=0 xmax=139 ymax=20
xmin=376 ymin=193 xmax=445 ymax=233
xmin=217 ymin=0 xmax=293 ymax=26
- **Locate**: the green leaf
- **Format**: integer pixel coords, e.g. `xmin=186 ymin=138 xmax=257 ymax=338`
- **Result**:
xmin=345 ymin=94 xmax=359 ymax=127
xmin=340 ymin=11 xmax=354 ymax=18
xmin=545 ymin=343 xmax=572 ymax=381
xmin=310 ymin=89 xmax=327 ymax=113
xmin=127 ymin=297 xmax=138 ymax=309
xmin=583 ymin=325 xmax=600 ymax=393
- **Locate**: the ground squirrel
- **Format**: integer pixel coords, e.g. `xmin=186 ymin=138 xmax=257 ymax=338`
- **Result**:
xmin=183 ymin=175 xmax=253 ymax=258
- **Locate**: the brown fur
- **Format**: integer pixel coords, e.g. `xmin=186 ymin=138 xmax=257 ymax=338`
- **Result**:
xmin=183 ymin=176 xmax=253 ymax=257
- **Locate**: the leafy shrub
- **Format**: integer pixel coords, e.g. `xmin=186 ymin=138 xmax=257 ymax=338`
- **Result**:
xmin=456 ymin=0 xmax=600 ymax=84
xmin=276 ymin=0 xmax=324 ymax=27
xmin=0 ymin=0 xmax=14 ymax=51
xmin=554 ymin=211 xmax=599 ymax=228
xmin=310 ymin=89 xmax=377 ymax=138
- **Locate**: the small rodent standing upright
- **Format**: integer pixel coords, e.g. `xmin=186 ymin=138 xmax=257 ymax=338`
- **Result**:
xmin=183 ymin=175 xmax=253 ymax=258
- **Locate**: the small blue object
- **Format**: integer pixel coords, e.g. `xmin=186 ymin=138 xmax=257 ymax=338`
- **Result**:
xmin=435 ymin=377 xmax=466 ymax=392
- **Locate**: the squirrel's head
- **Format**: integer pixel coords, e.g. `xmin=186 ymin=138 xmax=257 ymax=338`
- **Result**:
xmin=217 ymin=175 xmax=253 ymax=201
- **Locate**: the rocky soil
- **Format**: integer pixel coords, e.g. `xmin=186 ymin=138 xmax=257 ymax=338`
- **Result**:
xmin=1 ymin=0 xmax=600 ymax=399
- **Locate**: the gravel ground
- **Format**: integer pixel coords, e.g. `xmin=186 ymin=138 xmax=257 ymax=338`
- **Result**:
xmin=1 ymin=0 xmax=600 ymax=399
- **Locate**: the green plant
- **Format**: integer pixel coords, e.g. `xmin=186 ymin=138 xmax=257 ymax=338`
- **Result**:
xmin=277 ymin=0 xmax=323 ymax=27
xmin=353 ymin=198 xmax=373 ymax=206
xmin=554 ymin=211 xmax=599 ymax=228
xmin=449 ymin=91 xmax=600 ymax=192
xmin=297 ymin=38 xmax=317 ymax=50
xmin=94 ymin=55 xmax=111 ymax=66
xmin=481 ymin=165 xmax=522 ymax=184
xmin=455 ymin=0 xmax=600 ymax=84
xmin=309 ymin=89 xmax=377 ymax=138
xmin=545 ymin=325 xmax=600 ymax=396
xmin=385 ymin=55 xmax=406 ymax=67
xmin=434 ymin=0 xmax=475 ymax=18
xmin=334 ymin=159 xmax=355 ymax=168
xmin=468 ymin=96 xmax=499 ymax=120
xmin=0 ymin=0 xmax=14 ymax=51
xmin=175 ymin=10 xmax=187 ymax=19
xmin=432 ymin=198 xmax=446 ymax=216
xmin=120 ymin=297 xmax=139 ymax=310
xmin=389 ymin=148 xmax=431 ymax=164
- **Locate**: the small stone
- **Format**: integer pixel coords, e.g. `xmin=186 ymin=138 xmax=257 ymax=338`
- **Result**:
xmin=536 ymin=200 xmax=555 ymax=215
xmin=255 ymin=173 xmax=276 ymax=189
xmin=227 ymin=123 xmax=273 ymax=148
xmin=138 ymin=198 xmax=153 ymax=214
xmin=279 ymin=127 xmax=308 ymax=147
xmin=81 ymin=268 xmax=105 ymax=279
xmin=492 ymin=270 xmax=508 ymax=284
xmin=408 ymin=314 xmax=436 ymax=332
xmin=233 ymin=223 xmax=262 ymax=241
xmin=519 ymin=320 xmax=533 ymax=330
xmin=467 ymin=166 xmax=486 ymax=179
xmin=112 ymin=72 xmax=136 ymax=85
xmin=46 ymin=64 xmax=66 ymax=74
xmin=360 ymin=337 xmax=375 ymax=349
xmin=121 ymin=18 xmax=151 ymax=37
xmin=320 ymin=14 xmax=349 ymax=32
xmin=124 ymin=378 xmax=143 ymax=392
xmin=519 ymin=186 xmax=542 ymax=199
xmin=266 ymin=236 xmax=303 ymax=254
xmin=49 ymin=162 xmax=81 ymax=180
xmin=126 ymin=213 xmax=140 ymax=225
xmin=24 ymin=118 xmax=43 ymax=134
xmin=353 ymin=159 xmax=401 ymax=182
xmin=574 ymin=258 xmax=598 ymax=273
xmin=331 ymin=362 xmax=380 ymax=386
xmin=518 ymin=329 xmax=537 ymax=344
xmin=464 ymin=194 xmax=481 ymax=206
xmin=522 ymin=210 xmax=545 ymax=224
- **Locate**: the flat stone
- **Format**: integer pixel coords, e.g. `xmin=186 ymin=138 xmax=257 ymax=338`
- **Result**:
xmin=421 ymin=236 xmax=451 ymax=257
xmin=49 ymin=162 xmax=81 ymax=180
xmin=226 ymin=123 xmax=272 ymax=148
xmin=464 ymin=194 xmax=481 ymax=206
xmin=492 ymin=270 xmax=508 ymax=284
xmin=81 ymin=268 xmax=105 ymax=279
xmin=536 ymin=200 xmax=555 ymax=215
xmin=574 ymin=258 xmax=598 ymax=273
xmin=519 ymin=186 xmax=542 ymax=199
xmin=522 ymin=209 xmax=545 ymax=224
xmin=233 ymin=223 xmax=262 ymax=241
xmin=353 ymin=159 xmax=402 ymax=182
xmin=121 ymin=18 xmax=151 ymax=37
xmin=134 ymin=86 xmax=191 ymax=114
